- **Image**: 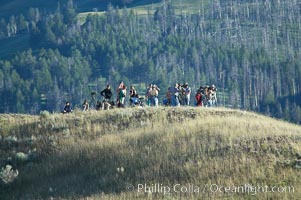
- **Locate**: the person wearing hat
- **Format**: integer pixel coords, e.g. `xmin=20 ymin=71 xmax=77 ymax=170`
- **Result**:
xmin=183 ymin=83 xmax=191 ymax=106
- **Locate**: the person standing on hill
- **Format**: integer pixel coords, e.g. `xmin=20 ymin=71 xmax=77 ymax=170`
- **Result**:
xmin=100 ymin=84 xmax=113 ymax=101
xmin=210 ymin=84 xmax=217 ymax=107
xmin=116 ymin=81 xmax=124 ymax=94
xmin=171 ymin=83 xmax=180 ymax=107
xmin=129 ymin=85 xmax=138 ymax=106
xmin=150 ymin=84 xmax=159 ymax=107
xmin=183 ymin=83 xmax=191 ymax=106
xmin=203 ymin=85 xmax=209 ymax=107
xmin=145 ymin=83 xmax=153 ymax=106
xmin=117 ymin=84 xmax=127 ymax=108
xmin=82 ymin=99 xmax=89 ymax=111
xmin=116 ymin=81 xmax=124 ymax=106
xmin=129 ymin=85 xmax=137 ymax=98
xmin=163 ymin=87 xmax=172 ymax=106
xmin=195 ymin=89 xmax=203 ymax=107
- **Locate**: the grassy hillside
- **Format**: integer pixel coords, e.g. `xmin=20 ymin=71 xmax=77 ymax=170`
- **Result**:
xmin=77 ymin=0 xmax=207 ymax=20
xmin=1 ymin=107 xmax=301 ymax=199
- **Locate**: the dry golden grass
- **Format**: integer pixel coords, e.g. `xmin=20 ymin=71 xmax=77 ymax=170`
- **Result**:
xmin=1 ymin=107 xmax=301 ymax=199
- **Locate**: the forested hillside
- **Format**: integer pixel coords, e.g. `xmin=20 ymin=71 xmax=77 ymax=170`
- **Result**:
xmin=0 ymin=0 xmax=301 ymax=124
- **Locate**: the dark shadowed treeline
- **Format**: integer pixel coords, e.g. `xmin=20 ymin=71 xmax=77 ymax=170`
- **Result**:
xmin=0 ymin=0 xmax=301 ymax=123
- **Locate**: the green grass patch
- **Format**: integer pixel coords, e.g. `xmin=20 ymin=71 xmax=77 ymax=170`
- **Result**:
xmin=77 ymin=0 xmax=211 ymax=23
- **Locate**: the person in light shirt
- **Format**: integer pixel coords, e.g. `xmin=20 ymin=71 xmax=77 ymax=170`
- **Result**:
xmin=150 ymin=84 xmax=159 ymax=107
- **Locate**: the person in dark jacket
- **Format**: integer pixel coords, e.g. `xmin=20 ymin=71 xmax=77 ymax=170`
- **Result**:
xmin=100 ymin=84 xmax=113 ymax=101
xmin=63 ymin=101 xmax=72 ymax=114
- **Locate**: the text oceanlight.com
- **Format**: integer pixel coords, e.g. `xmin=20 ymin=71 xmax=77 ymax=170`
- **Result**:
xmin=126 ymin=183 xmax=295 ymax=195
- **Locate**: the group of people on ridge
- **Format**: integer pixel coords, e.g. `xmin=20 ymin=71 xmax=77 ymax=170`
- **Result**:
xmin=145 ymin=84 xmax=160 ymax=107
xmin=195 ymin=85 xmax=217 ymax=107
xmin=62 ymin=82 xmax=217 ymax=113
xmin=163 ymin=83 xmax=192 ymax=106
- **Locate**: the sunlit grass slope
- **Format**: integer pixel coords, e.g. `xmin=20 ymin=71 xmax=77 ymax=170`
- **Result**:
xmin=77 ymin=0 xmax=209 ymax=22
xmin=1 ymin=107 xmax=301 ymax=199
